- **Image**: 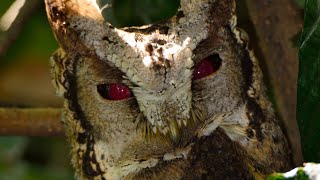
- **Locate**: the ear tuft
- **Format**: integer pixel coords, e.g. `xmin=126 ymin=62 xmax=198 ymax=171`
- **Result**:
xmin=208 ymin=0 xmax=236 ymax=29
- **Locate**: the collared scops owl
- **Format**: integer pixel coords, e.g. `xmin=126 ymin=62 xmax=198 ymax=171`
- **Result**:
xmin=45 ymin=0 xmax=293 ymax=179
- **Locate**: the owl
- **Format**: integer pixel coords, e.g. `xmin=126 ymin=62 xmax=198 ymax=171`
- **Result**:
xmin=45 ymin=0 xmax=293 ymax=179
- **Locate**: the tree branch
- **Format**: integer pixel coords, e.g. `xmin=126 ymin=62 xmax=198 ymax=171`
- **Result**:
xmin=245 ymin=0 xmax=304 ymax=165
xmin=0 ymin=108 xmax=63 ymax=136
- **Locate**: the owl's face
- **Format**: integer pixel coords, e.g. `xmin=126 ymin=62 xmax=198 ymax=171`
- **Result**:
xmin=46 ymin=0 xmax=291 ymax=179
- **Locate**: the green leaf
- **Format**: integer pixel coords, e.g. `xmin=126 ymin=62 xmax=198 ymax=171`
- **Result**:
xmin=297 ymin=0 xmax=320 ymax=162
xmin=267 ymin=163 xmax=320 ymax=180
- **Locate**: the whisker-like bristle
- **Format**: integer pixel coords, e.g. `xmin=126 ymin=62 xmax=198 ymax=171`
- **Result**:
xmin=191 ymin=103 xmax=207 ymax=123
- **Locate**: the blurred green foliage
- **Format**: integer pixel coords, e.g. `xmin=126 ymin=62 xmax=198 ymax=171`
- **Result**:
xmin=0 ymin=2 xmax=58 ymax=68
xmin=297 ymin=0 xmax=320 ymax=162
xmin=295 ymin=0 xmax=306 ymax=7
xmin=97 ymin=0 xmax=179 ymax=27
xmin=0 ymin=137 xmax=73 ymax=180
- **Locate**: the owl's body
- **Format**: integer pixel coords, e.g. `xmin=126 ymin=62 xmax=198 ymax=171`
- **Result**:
xmin=46 ymin=0 xmax=292 ymax=179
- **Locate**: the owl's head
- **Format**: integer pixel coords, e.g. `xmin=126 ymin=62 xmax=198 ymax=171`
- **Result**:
xmin=46 ymin=0 xmax=252 ymax=178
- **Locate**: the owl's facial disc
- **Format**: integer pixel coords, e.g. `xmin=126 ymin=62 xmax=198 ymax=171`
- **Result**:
xmin=122 ymin=52 xmax=223 ymax=138
xmin=93 ymin=51 xmax=223 ymax=138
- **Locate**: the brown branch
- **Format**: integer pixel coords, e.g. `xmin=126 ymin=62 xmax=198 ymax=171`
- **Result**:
xmin=0 ymin=107 xmax=63 ymax=136
xmin=244 ymin=0 xmax=304 ymax=165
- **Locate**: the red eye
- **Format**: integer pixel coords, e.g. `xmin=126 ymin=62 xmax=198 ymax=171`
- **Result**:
xmin=193 ymin=54 xmax=222 ymax=80
xmin=97 ymin=83 xmax=132 ymax=100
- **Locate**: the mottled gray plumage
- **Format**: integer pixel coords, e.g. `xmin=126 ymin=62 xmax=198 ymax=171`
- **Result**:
xmin=46 ymin=0 xmax=293 ymax=179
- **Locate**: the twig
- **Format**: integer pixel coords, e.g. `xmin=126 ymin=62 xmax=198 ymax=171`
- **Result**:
xmin=0 ymin=107 xmax=63 ymax=136
xmin=245 ymin=0 xmax=304 ymax=165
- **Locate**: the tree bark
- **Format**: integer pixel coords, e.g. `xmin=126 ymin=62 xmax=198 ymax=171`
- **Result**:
xmin=245 ymin=0 xmax=304 ymax=166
